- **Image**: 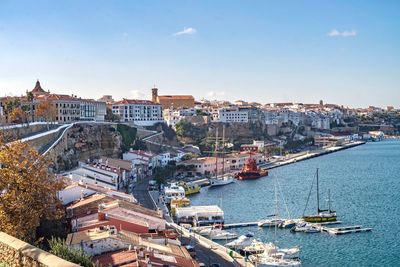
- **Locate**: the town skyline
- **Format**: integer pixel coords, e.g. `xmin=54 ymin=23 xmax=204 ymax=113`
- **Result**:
xmin=1 ymin=1 xmax=399 ymax=107
xmin=0 ymin=79 xmax=397 ymax=109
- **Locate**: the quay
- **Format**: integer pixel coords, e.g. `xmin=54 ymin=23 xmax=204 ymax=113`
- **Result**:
xmin=260 ymin=141 xmax=366 ymax=170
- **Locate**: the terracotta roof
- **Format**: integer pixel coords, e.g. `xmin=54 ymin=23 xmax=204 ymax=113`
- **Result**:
xmin=92 ymin=250 xmax=138 ymax=267
xmin=158 ymin=95 xmax=194 ymax=100
xmin=35 ymin=93 xmax=80 ymax=101
xmin=113 ymin=99 xmax=159 ymax=105
xmin=31 ymin=80 xmax=45 ymax=93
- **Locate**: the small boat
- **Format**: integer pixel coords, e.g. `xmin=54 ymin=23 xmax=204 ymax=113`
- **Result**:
xmin=225 ymin=232 xmax=254 ymax=250
xmin=242 ymin=240 xmax=265 ymax=255
xmin=178 ymin=181 xmax=201 ymax=196
xmin=250 ymin=255 xmax=302 ymax=267
xmin=236 ymin=157 xmax=268 ymax=180
xmin=263 ymin=242 xmax=301 ymax=260
xmin=209 ymin=175 xmax=235 ymax=187
xmin=291 ymin=222 xmax=320 ymax=233
xmin=278 ymin=219 xmax=296 ymax=229
xmin=209 ymin=229 xmax=238 ymax=240
xmin=302 ymin=169 xmax=337 ymax=223
xmin=164 ymin=183 xmax=185 ymax=204
xmin=258 ymin=218 xmax=285 ymax=227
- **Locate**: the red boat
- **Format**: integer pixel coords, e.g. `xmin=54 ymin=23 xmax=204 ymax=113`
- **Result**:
xmin=236 ymin=157 xmax=268 ymax=180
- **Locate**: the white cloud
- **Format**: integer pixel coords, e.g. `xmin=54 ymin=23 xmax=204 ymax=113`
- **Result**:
xmin=130 ymin=90 xmax=146 ymax=99
xmin=328 ymin=29 xmax=357 ymax=37
xmin=173 ymin=27 xmax=197 ymax=36
xmin=207 ymin=91 xmax=225 ymax=98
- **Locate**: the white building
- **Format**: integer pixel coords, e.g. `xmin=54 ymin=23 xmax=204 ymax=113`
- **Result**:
xmin=175 ymin=205 xmax=224 ymax=226
xmin=63 ymin=162 xmax=127 ymax=191
xmin=217 ymin=107 xmax=248 ymax=123
xmin=112 ymin=99 xmax=163 ymax=126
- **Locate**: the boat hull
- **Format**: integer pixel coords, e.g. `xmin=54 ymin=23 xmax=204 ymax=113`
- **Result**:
xmin=210 ymin=178 xmax=235 ymax=187
xmin=302 ymin=215 xmax=337 ymax=223
xmin=236 ymin=171 xmax=268 ymax=180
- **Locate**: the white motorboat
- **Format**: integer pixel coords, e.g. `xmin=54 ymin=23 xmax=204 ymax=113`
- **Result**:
xmin=209 ymin=175 xmax=235 ymax=187
xmin=250 ymin=255 xmax=302 ymax=267
xmin=209 ymin=229 xmax=238 ymax=240
xmin=225 ymin=233 xmax=254 ymax=250
xmin=263 ymin=243 xmax=300 ymax=260
xmin=242 ymin=240 xmax=265 ymax=255
xmin=291 ymin=222 xmax=320 ymax=233
xmin=278 ymin=219 xmax=296 ymax=229
xmin=258 ymin=218 xmax=285 ymax=227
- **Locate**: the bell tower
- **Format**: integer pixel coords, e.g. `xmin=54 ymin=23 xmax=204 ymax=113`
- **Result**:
xmin=152 ymin=87 xmax=158 ymax=103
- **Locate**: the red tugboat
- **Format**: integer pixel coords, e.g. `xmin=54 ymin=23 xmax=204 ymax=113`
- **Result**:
xmin=236 ymin=157 xmax=268 ymax=180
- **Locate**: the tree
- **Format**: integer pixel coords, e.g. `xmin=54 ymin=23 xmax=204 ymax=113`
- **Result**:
xmin=0 ymin=134 xmax=64 ymax=242
xmin=49 ymin=238 xmax=93 ymax=267
xmin=36 ymin=100 xmax=57 ymax=129
xmin=105 ymin=107 xmax=120 ymax=122
xmin=26 ymin=91 xmax=35 ymax=122
xmin=8 ymin=107 xmax=27 ymax=124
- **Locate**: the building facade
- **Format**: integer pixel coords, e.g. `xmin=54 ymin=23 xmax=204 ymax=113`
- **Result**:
xmin=112 ymin=99 xmax=162 ymax=126
xmin=152 ymin=88 xmax=195 ymax=109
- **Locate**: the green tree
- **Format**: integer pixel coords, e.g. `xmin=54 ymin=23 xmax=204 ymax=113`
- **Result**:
xmin=48 ymin=238 xmax=93 ymax=267
xmin=105 ymin=107 xmax=120 ymax=122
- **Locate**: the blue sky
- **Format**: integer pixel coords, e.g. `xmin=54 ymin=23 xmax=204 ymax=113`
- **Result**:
xmin=0 ymin=0 xmax=399 ymax=107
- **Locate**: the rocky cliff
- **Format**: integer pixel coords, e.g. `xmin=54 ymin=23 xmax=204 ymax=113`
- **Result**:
xmin=47 ymin=123 xmax=123 ymax=172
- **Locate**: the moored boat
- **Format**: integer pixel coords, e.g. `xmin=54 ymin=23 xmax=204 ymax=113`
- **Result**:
xmin=236 ymin=157 xmax=268 ymax=180
xmin=302 ymin=169 xmax=337 ymax=223
xmin=210 ymin=175 xmax=235 ymax=187
xmin=258 ymin=218 xmax=285 ymax=227
xmin=225 ymin=232 xmax=254 ymax=250
xmin=178 ymin=181 xmax=201 ymax=196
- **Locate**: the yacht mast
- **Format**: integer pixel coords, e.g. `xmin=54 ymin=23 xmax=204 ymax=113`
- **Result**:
xmin=317 ymin=168 xmax=320 ymax=214
xmin=215 ymin=127 xmax=219 ymax=179
xmin=222 ymin=125 xmax=225 ymax=176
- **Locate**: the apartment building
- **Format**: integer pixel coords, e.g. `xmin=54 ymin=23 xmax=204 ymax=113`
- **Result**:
xmin=112 ymin=99 xmax=162 ymax=126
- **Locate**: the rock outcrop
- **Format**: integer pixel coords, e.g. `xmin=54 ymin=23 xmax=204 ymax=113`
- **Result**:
xmin=47 ymin=123 xmax=123 ymax=172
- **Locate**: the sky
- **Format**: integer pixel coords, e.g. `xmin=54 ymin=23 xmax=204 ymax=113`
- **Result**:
xmin=0 ymin=0 xmax=399 ymax=108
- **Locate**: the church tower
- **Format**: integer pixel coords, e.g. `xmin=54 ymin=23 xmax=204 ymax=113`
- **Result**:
xmin=152 ymin=87 xmax=158 ymax=103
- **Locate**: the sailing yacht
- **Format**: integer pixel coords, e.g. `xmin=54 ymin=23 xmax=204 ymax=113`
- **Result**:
xmin=209 ymin=126 xmax=235 ymax=187
xmin=302 ymin=168 xmax=337 ymax=223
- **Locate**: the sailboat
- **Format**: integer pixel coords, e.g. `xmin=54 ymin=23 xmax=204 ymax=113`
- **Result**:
xmin=302 ymin=168 xmax=337 ymax=223
xmin=209 ymin=126 xmax=235 ymax=187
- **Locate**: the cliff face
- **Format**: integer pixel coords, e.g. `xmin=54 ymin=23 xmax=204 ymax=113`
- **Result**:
xmin=176 ymin=121 xmax=268 ymax=151
xmin=47 ymin=124 xmax=123 ymax=172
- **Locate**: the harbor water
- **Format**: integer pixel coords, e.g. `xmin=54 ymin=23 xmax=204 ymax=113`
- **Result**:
xmin=189 ymin=140 xmax=400 ymax=266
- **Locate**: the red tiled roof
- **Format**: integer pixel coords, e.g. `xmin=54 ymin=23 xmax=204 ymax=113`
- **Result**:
xmin=113 ymin=99 xmax=160 ymax=105
xmin=35 ymin=93 xmax=80 ymax=101
xmin=92 ymin=250 xmax=138 ymax=267
xmin=31 ymin=80 xmax=45 ymax=93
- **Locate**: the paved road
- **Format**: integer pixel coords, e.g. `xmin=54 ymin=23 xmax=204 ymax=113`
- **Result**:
xmin=132 ymin=176 xmax=155 ymax=210
xmin=180 ymin=236 xmax=235 ymax=267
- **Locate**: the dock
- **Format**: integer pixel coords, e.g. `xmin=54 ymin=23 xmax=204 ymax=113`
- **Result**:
xmin=321 ymin=225 xmax=372 ymax=235
xmin=223 ymin=221 xmax=258 ymax=229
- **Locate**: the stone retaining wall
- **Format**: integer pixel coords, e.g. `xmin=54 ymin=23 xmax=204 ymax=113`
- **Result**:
xmin=0 ymin=232 xmax=79 ymax=267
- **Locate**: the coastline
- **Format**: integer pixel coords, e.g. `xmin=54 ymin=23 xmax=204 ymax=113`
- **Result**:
xmin=260 ymin=141 xmax=366 ymax=170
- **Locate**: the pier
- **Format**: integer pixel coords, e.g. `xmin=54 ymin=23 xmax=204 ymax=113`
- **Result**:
xmin=321 ymin=225 xmax=372 ymax=235
xmin=260 ymin=141 xmax=366 ymax=170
